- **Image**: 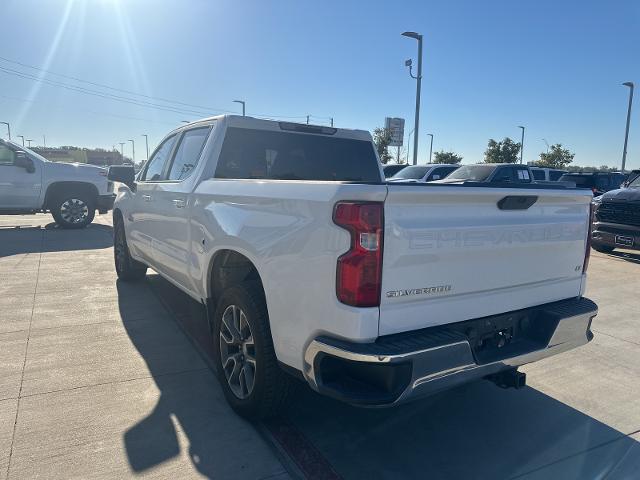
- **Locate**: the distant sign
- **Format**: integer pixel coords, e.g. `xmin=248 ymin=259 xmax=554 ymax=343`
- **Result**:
xmin=385 ymin=117 xmax=405 ymax=147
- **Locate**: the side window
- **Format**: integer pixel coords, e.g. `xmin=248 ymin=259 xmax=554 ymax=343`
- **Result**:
xmin=167 ymin=127 xmax=210 ymax=181
xmin=549 ymin=170 xmax=563 ymax=181
xmin=493 ymin=167 xmax=512 ymax=182
xmin=0 ymin=145 xmax=16 ymax=166
xmin=515 ymin=168 xmax=532 ymax=183
xmin=427 ymin=167 xmax=456 ymax=181
xmin=532 ymin=169 xmax=545 ymax=181
xmin=140 ymin=134 xmax=178 ymax=181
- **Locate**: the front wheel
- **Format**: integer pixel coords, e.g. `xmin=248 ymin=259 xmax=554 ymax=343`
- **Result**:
xmin=114 ymin=215 xmax=147 ymax=281
xmin=212 ymin=282 xmax=295 ymax=419
xmin=51 ymin=194 xmax=96 ymax=229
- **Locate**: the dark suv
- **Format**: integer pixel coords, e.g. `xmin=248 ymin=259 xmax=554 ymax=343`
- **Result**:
xmin=591 ymin=174 xmax=640 ymax=253
xmin=558 ymin=172 xmax=625 ymax=196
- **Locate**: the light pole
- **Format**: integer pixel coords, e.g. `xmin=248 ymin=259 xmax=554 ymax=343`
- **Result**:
xmin=233 ymin=100 xmax=246 ymax=116
xmin=142 ymin=134 xmax=149 ymax=160
xmin=427 ymin=133 xmax=434 ymax=163
xmin=18 ymin=135 xmax=25 ymax=146
xmin=542 ymin=138 xmax=550 ymax=154
xmin=128 ymin=139 xmax=135 ymax=164
xmin=407 ymin=128 xmax=415 ymax=163
xmin=42 ymin=135 xmax=46 ymax=147
xmin=518 ymin=126 xmax=525 ymax=164
xmin=0 ymin=121 xmax=10 ymax=139
xmin=26 ymin=139 xmax=33 ymax=148
xmin=119 ymin=142 xmax=125 ymax=162
xmin=330 ymin=118 xmax=334 ymax=127
xmin=402 ymin=31 xmax=423 ymax=165
xmin=621 ymin=82 xmax=634 ymax=172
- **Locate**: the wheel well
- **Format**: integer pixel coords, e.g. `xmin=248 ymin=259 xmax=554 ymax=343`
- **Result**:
xmin=209 ymin=250 xmax=265 ymax=304
xmin=44 ymin=182 xmax=99 ymax=209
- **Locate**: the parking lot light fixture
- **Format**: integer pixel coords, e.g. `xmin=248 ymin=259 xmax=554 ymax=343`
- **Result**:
xmin=621 ymin=82 xmax=634 ymax=172
xmin=128 ymin=139 xmax=135 ymax=163
xmin=0 ymin=121 xmax=10 ymax=139
xmin=18 ymin=135 xmax=25 ymax=146
xmin=26 ymin=139 xmax=33 ymax=147
xmin=142 ymin=134 xmax=149 ymax=161
xmin=233 ymin=100 xmax=246 ymax=116
xmin=518 ymin=126 xmax=525 ymax=164
xmin=402 ymin=31 xmax=423 ymax=165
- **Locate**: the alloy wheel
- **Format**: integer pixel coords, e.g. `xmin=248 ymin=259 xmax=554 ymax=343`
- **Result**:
xmin=60 ymin=198 xmax=89 ymax=224
xmin=219 ymin=304 xmax=256 ymax=399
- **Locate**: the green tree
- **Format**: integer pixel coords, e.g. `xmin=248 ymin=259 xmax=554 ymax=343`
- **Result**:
xmin=484 ymin=138 xmax=520 ymax=164
xmin=536 ymin=144 xmax=575 ymax=169
xmin=373 ymin=127 xmax=393 ymax=164
xmin=432 ymin=150 xmax=463 ymax=164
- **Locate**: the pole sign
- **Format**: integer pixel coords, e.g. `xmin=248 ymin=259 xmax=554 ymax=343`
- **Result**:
xmin=385 ymin=117 xmax=405 ymax=147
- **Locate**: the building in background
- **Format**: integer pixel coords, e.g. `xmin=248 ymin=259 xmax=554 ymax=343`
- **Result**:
xmin=31 ymin=147 xmax=126 ymax=166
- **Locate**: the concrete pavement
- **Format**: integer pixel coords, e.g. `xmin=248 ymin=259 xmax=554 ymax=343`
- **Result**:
xmin=0 ymin=214 xmax=289 ymax=480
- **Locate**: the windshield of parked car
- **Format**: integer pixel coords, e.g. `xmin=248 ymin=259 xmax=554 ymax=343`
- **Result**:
xmin=445 ymin=164 xmax=495 ymax=181
xmin=390 ymin=165 xmax=429 ymax=180
xmin=559 ymin=175 xmax=592 ymax=186
xmin=628 ymin=176 xmax=640 ymax=188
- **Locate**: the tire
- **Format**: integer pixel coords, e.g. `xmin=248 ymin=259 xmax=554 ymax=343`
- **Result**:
xmin=592 ymin=244 xmax=614 ymax=253
xmin=212 ymin=282 xmax=295 ymax=420
xmin=51 ymin=193 xmax=96 ymax=229
xmin=113 ymin=215 xmax=147 ymax=281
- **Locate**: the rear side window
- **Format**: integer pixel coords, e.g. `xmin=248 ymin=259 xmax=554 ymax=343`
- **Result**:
xmin=428 ymin=166 xmax=458 ymax=181
xmin=531 ymin=169 xmax=545 ymax=180
xmin=549 ymin=170 xmax=564 ymax=181
xmin=140 ymin=134 xmax=178 ymax=181
xmin=214 ymin=127 xmax=381 ymax=182
xmin=0 ymin=145 xmax=16 ymax=166
xmin=167 ymin=127 xmax=210 ymax=181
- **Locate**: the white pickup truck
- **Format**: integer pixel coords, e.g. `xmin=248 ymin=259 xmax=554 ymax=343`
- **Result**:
xmin=0 ymin=139 xmax=115 ymax=228
xmin=109 ymin=116 xmax=598 ymax=419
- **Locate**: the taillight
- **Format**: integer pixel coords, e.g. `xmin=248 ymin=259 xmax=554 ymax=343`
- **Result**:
xmin=333 ymin=202 xmax=383 ymax=307
xmin=583 ymin=202 xmax=595 ymax=274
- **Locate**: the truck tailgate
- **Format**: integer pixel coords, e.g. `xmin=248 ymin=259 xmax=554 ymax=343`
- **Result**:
xmin=380 ymin=185 xmax=591 ymax=336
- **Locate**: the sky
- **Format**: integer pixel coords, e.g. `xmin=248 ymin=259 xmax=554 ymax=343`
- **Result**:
xmin=0 ymin=0 xmax=639 ymax=168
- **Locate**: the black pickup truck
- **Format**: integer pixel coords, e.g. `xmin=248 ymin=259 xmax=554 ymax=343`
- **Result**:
xmin=592 ymin=174 xmax=640 ymax=253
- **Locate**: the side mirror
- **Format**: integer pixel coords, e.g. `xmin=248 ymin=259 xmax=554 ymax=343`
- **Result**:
xmin=14 ymin=152 xmax=35 ymax=173
xmin=108 ymin=165 xmax=136 ymax=189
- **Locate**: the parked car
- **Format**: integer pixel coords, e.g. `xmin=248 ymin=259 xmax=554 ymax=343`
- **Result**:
xmin=382 ymin=163 xmax=408 ymax=178
xmin=387 ymin=163 xmax=459 ymax=183
xmin=558 ymin=172 xmax=625 ymax=196
xmin=110 ymin=116 xmax=597 ymax=419
xmin=0 ymin=139 xmax=115 ymax=228
xmin=591 ymin=174 xmax=640 ymax=253
xmin=431 ymin=163 xmax=534 ymax=184
xmin=529 ymin=167 xmax=567 ymax=181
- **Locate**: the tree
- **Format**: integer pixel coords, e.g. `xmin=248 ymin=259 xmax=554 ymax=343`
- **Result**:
xmin=535 ymin=144 xmax=575 ymax=169
xmin=484 ymin=138 xmax=520 ymax=164
xmin=432 ymin=150 xmax=463 ymax=164
xmin=373 ymin=127 xmax=393 ymax=164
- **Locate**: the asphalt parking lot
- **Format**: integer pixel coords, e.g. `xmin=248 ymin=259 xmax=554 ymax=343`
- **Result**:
xmin=1 ymin=213 xmax=639 ymax=480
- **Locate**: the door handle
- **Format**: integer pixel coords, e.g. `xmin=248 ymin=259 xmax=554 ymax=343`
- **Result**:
xmin=172 ymin=198 xmax=186 ymax=208
xmin=142 ymin=195 xmax=152 ymax=202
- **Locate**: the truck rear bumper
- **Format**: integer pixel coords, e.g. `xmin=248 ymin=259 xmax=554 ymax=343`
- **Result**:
xmin=303 ymin=297 xmax=597 ymax=406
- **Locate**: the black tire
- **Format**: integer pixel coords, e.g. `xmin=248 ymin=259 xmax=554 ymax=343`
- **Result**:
xmin=51 ymin=193 xmax=96 ymax=229
xmin=212 ymin=282 xmax=295 ymax=420
xmin=113 ymin=215 xmax=147 ymax=281
xmin=592 ymin=244 xmax=614 ymax=253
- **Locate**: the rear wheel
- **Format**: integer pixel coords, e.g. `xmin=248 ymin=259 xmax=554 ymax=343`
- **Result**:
xmin=114 ymin=215 xmax=147 ymax=281
xmin=212 ymin=282 xmax=295 ymax=419
xmin=51 ymin=194 xmax=95 ymax=229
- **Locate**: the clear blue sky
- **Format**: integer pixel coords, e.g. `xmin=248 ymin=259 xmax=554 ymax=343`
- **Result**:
xmin=1 ymin=0 xmax=638 ymax=168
